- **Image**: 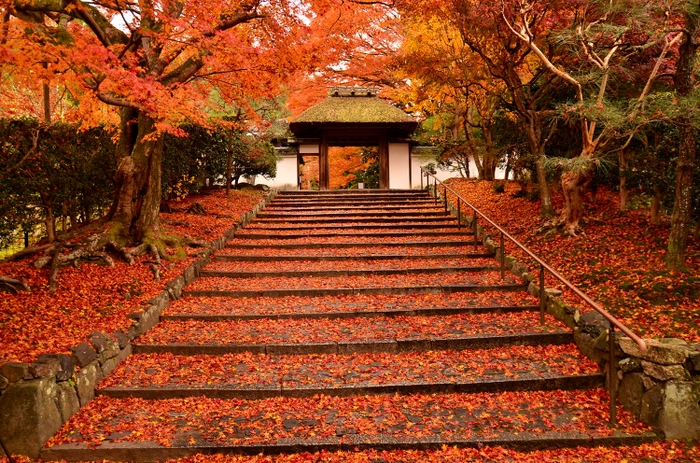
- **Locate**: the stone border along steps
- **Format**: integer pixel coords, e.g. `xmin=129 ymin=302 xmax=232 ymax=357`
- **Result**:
xmin=40 ymin=189 xmax=659 ymax=462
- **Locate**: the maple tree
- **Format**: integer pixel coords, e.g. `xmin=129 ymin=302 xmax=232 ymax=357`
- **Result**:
xmin=2 ymin=0 xmax=397 ymax=247
xmin=666 ymin=1 xmax=700 ymax=270
xmin=398 ymin=0 xmax=573 ymax=217
xmin=393 ymin=15 xmax=505 ymax=180
xmin=502 ymin=0 xmax=682 ymax=235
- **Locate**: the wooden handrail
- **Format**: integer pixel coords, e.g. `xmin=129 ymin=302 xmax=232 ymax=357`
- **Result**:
xmin=421 ymin=168 xmax=648 ymax=426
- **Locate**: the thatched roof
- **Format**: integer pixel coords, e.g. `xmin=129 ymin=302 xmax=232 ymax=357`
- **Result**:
xmin=292 ymin=87 xmax=416 ymax=125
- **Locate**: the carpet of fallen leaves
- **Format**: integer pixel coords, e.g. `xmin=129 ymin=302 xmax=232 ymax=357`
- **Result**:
xmin=138 ymin=312 xmax=565 ymax=346
xmin=0 ymin=189 xmax=263 ymax=364
xmin=166 ymin=292 xmax=539 ymax=316
xmin=245 ymin=220 xmax=457 ymax=229
xmin=100 ymin=345 xmax=599 ymax=389
xmin=4 ymin=442 xmax=700 ymax=463
xmin=205 ymin=257 xmax=497 ymax=273
xmin=446 ymin=179 xmax=700 ymax=342
xmin=231 ymin=235 xmax=469 ymax=246
xmin=188 ymin=272 xmax=519 ymax=292
xmin=218 ymin=245 xmax=479 ymax=257
xmin=47 ymin=389 xmax=650 ymax=448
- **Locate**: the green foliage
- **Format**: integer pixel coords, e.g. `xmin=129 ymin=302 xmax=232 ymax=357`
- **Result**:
xmin=162 ymin=125 xmax=278 ymax=199
xmin=492 ymin=180 xmax=505 ymax=194
xmin=0 ymin=118 xmax=116 ymax=248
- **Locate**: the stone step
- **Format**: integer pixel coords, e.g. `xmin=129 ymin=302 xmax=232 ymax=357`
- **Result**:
xmin=199 ymin=266 xmax=498 ymax=279
xmin=225 ymin=239 xmax=478 ymax=250
xmin=162 ymin=305 xmax=540 ymax=322
xmin=256 ymin=211 xmax=450 ymax=219
xmin=277 ymin=189 xmax=427 ymax=196
xmin=132 ymin=311 xmax=569 ymax=355
xmin=98 ymin=345 xmax=602 ymax=399
xmin=268 ymin=199 xmax=438 ymax=207
xmin=42 ymin=390 xmax=657 ymax=461
xmin=214 ymin=252 xmax=490 ymax=261
xmin=245 ymin=222 xmax=462 ymax=231
xmin=252 ymin=216 xmax=457 ymax=224
xmin=263 ymin=204 xmax=445 ymax=213
xmin=186 ymin=270 xmax=519 ymax=291
xmin=232 ymin=230 xmax=471 ymax=240
xmin=205 ymin=256 xmax=496 ymax=273
xmin=131 ymin=332 xmax=572 ymax=356
xmin=164 ymin=292 xmax=540 ymax=319
xmin=184 ymin=284 xmax=527 ymax=299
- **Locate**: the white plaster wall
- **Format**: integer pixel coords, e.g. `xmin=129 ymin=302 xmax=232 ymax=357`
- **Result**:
xmin=388 ymin=143 xmax=411 ymax=189
xmin=410 ymin=154 xmax=509 ymax=188
xmin=253 ymin=154 xmax=298 ymax=189
xmin=299 ymin=144 xmax=320 ymax=154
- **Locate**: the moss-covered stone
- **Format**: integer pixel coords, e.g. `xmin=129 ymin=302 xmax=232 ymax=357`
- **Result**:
xmin=0 ymin=378 xmax=62 ymax=458
xmin=641 ymin=380 xmax=700 ymax=439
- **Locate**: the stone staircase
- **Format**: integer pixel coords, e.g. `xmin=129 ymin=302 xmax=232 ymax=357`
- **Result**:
xmin=40 ymin=189 xmax=657 ymax=461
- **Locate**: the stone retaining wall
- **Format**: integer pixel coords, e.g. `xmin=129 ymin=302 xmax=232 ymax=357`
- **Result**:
xmin=0 ymin=189 xmax=277 ymax=458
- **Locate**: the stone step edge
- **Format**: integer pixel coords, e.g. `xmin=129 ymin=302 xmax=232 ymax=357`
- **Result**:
xmin=267 ymin=201 xmax=438 ymax=207
xmin=198 ymin=266 xmax=498 ymax=279
xmin=257 ymin=212 xmax=450 ymax=218
xmin=233 ymin=231 xmax=471 ymax=240
xmin=224 ymin=241 xmax=484 ymax=250
xmin=162 ymin=305 xmax=541 ymax=322
xmin=265 ymin=202 xmax=439 ymax=208
xmin=97 ymin=373 xmax=604 ymax=400
xmin=278 ymin=189 xmax=427 ymax=194
xmin=40 ymin=432 xmax=660 ymax=462
xmin=252 ymin=217 xmax=456 ymax=224
xmin=214 ymin=253 xmax=493 ymax=262
xmin=131 ymin=332 xmax=573 ymax=356
xmin=183 ymin=284 xmax=527 ymax=299
xmin=244 ymin=224 xmax=462 ymax=231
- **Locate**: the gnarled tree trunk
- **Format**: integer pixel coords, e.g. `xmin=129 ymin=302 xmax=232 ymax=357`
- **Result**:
xmin=560 ymin=165 xmax=594 ymax=236
xmin=111 ymin=109 xmax=164 ymax=243
xmin=667 ymin=7 xmax=700 ymax=270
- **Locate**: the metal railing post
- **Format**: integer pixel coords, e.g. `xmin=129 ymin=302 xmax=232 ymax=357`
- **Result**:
xmin=500 ymin=232 xmax=505 ymax=280
xmin=540 ymin=265 xmax=546 ymax=325
xmin=609 ymin=324 xmax=617 ymax=426
xmin=421 ymin=169 xmax=424 ymax=190
xmin=472 ymin=213 xmax=478 ymax=249
xmin=457 ymin=198 xmax=461 ymax=230
xmin=443 ymin=186 xmax=448 ymax=214
xmin=434 ymin=182 xmax=438 ymax=205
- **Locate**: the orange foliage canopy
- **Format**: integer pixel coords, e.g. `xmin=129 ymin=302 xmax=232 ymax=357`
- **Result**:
xmin=1 ymin=0 xmax=400 ymax=242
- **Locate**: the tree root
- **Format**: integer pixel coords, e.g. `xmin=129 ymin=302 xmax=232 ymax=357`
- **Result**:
xmin=0 ymin=276 xmax=31 ymax=293
xmin=106 ymin=241 xmax=135 ymax=265
xmin=186 ymin=202 xmax=207 ymax=215
xmin=3 ymin=244 xmax=53 ymax=262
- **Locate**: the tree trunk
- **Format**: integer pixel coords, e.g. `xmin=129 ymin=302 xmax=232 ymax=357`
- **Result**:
xmin=226 ymin=128 xmax=233 ymax=197
xmin=482 ymin=123 xmax=496 ymax=181
xmin=560 ymin=147 xmax=595 ymax=236
xmin=694 ymin=219 xmax=699 ymax=240
xmin=69 ymin=203 xmax=77 ymax=231
xmin=619 ymin=149 xmax=628 ymax=211
xmin=112 ymin=110 xmax=164 ymax=243
xmin=523 ymin=119 xmax=554 ymax=217
xmin=40 ymin=192 xmax=55 ymax=243
xmin=651 ymin=186 xmax=662 ymax=225
xmin=667 ymin=7 xmax=700 ymax=270
xmin=560 ymin=167 xmax=593 ymax=236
